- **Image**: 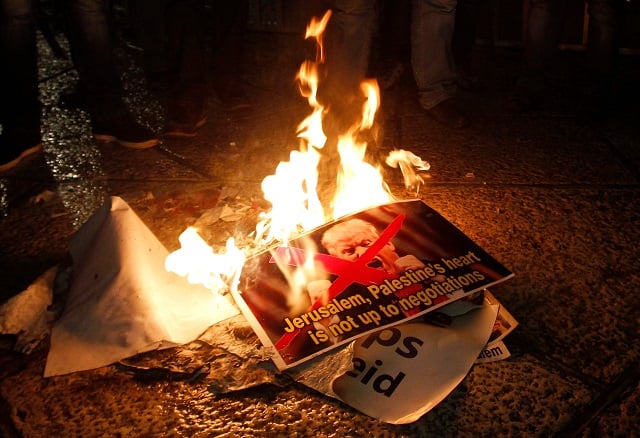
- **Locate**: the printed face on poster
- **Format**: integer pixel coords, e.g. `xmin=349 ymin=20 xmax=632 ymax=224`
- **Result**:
xmin=233 ymin=200 xmax=514 ymax=370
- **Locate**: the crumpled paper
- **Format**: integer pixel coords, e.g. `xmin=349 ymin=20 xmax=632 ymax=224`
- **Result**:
xmin=44 ymin=196 xmax=238 ymax=377
xmin=115 ymin=314 xmax=284 ymax=392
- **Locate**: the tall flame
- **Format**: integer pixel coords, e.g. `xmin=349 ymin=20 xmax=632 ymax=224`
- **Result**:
xmin=166 ymin=10 xmax=430 ymax=297
xmin=359 ymin=79 xmax=379 ymax=130
xmin=305 ymin=10 xmax=332 ymax=63
xmin=332 ymin=78 xmax=393 ymax=218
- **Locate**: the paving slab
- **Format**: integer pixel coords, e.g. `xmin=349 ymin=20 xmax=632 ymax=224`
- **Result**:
xmin=0 ymin=348 xmax=595 ymax=437
xmin=582 ymin=377 xmax=640 ymax=437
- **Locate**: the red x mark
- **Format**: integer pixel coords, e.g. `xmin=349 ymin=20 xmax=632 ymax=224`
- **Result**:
xmin=270 ymin=213 xmax=406 ymax=349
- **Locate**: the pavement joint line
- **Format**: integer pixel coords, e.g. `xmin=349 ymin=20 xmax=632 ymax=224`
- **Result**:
xmin=509 ymin=332 xmax=606 ymax=392
xmin=156 ymin=146 xmax=216 ymax=180
xmin=557 ymin=365 xmax=640 ymax=437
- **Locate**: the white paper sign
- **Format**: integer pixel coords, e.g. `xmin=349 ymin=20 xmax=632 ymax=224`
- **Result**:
xmin=330 ymin=304 xmax=498 ymax=424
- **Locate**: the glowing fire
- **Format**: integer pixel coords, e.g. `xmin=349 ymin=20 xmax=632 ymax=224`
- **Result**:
xmin=165 ymin=228 xmax=245 ymax=293
xmin=166 ymin=10 xmax=430 ymax=296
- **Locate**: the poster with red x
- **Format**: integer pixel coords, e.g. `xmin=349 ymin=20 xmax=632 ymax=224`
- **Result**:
xmin=233 ymin=200 xmax=514 ymax=371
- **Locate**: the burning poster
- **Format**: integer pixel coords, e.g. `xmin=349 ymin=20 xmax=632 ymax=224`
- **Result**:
xmin=233 ymin=199 xmax=514 ymax=370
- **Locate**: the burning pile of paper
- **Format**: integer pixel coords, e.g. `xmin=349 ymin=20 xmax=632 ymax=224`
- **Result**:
xmin=0 ymin=10 xmax=518 ymax=425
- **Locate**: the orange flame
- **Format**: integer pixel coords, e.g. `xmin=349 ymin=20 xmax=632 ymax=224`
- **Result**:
xmin=332 ymin=79 xmax=392 ymax=218
xmin=359 ymin=79 xmax=379 ymax=130
xmin=305 ymin=10 xmax=332 ymax=63
xmin=165 ymin=227 xmax=244 ymax=293
xmin=166 ymin=10 xmax=430 ymax=297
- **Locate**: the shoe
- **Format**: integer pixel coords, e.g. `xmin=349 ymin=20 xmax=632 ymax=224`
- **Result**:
xmin=0 ymin=142 xmax=43 ymax=174
xmin=93 ymin=116 xmax=159 ymax=149
xmin=163 ymin=96 xmax=207 ymax=139
xmin=163 ymin=114 xmax=207 ymax=139
xmin=214 ymin=89 xmax=252 ymax=112
xmin=424 ymin=98 xmax=468 ymax=128
xmin=215 ymin=96 xmax=252 ymax=112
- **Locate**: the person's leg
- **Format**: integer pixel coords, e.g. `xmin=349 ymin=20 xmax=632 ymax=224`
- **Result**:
xmin=506 ymin=0 xmax=567 ymax=111
xmin=310 ymin=0 xmax=377 ymax=211
xmin=327 ymin=0 xmax=377 ymax=85
xmin=452 ymin=0 xmax=483 ymax=89
xmin=411 ymin=0 xmax=467 ymax=127
xmin=66 ymin=0 xmax=122 ymax=113
xmin=585 ymin=0 xmax=620 ymax=115
xmin=65 ymin=0 xmax=158 ymax=148
xmin=208 ymin=0 xmax=250 ymax=108
xmin=372 ymin=0 xmax=411 ymax=90
xmin=0 ymin=0 xmax=42 ymax=171
xmin=411 ymin=0 xmax=457 ymax=110
xmin=322 ymin=0 xmax=377 ymax=131
xmin=163 ymin=0 xmax=208 ymax=137
xmin=131 ymin=0 xmax=170 ymax=89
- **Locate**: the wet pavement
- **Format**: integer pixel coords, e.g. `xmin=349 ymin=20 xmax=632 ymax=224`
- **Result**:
xmin=1 ymin=23 xmax=640 ymax=437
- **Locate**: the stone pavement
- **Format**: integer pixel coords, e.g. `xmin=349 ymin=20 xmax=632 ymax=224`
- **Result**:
xmin=1 ymin=24 xmax=639 ymax=437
